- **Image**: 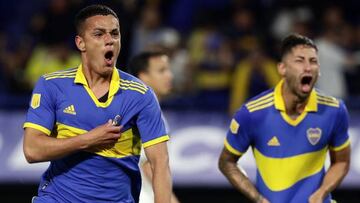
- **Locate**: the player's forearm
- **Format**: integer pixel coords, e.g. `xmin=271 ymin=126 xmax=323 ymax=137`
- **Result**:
xmin=316 ymin=161 xmax=350 ymax=197
xmin=142 ymin=160 xmax=153 ymax=181
xmin=143 ymin=160 xmax=180 ymax=203
xmin=24 ymin=130 xmax=87 ymax=163
xmin=219 ymin=160 xmax=261 ymax=202
xmin=152 ymin=160 xmax=172 ymax=203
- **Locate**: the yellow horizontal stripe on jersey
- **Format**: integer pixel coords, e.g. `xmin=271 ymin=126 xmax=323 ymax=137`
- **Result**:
xmin=45 ymin=74 xmax=76 ymax=80
xmin=224 ymin=138 xmax=242 ymax=156
xmin=43 ymin=68 xmax=77 ymax=76
xmin=317 ymin=100 xmax=339 ymax=108
xmin=317 ymin=94 xmax=338 ymax=101
xmin=23 ymin=122 xmax=51 ymax=135
xmin=142 ymin=135 xmax=170 ymax=148
xmin=43 ymin=68 xmax=77 ymax=77
xmin=246 ymin=97 xmax=274 ymax=109
xmin=55 ymin=122 xmax=141 ymax=158
xmin=317 ymin=96 xmax=339 ymax=104
xmin=44 ymin=72 xmax=77 ymax=78
xmin=120 ymin=79 xmax=148 ymax=91
xmin=55 ymin=122 xmax=87 ymax=139
xmin=120 ymin=81 xmax=148 ymax=92
xmin=330 ymin=139 xmax=350 ymax=151
xmin=120 ymin=86 xmax=146 ymax=94
xmin=120 ymin=81 xmax=148 ymax=91
xmin=248 ymin=102 xmax=274 ymax=112
xmin=254 ymin=147 xmax=327 ymax=191
xmin=246 ymin=93 xmax=274 ymax=106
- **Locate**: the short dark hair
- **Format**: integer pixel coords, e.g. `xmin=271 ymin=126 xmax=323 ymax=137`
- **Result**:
xmin=128 ymin=51 xmax=167 ymax=77
xmin=74 ymin=4 xmax=118 ymax=35
xmin=280 ymin=33 xmax=317 ymax=60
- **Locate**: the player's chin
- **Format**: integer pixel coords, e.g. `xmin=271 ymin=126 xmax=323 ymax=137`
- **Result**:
xmin=97 ymin=65 xmax=113 ymax=77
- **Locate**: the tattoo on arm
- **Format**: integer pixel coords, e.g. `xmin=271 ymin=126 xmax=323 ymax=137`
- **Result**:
xmin=218 ymin=148 xmax=262 ymax=202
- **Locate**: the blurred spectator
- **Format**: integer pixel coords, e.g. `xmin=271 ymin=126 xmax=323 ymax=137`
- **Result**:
xmin=346 ymin=24 xmax=360 ymax=98
xmin=0 ymin=33 xmax=32 ymax=93
xmin=39 ymin=0 xmax=75 ymax=45
xmin=316 ymin=6 xmax=357 ymax=99
xmin=188 ymin=22 xmax=234 ymax=109
xmin=0 ymin=0 xmax=359 ymax=111
xmin=152 ymin=30 xmax=190 ymax=94
xmin=222 ymin=7 xmax=260 ymax=60
xmin=24 ymin=42 xmax=80 ymax=87
xmin=271 ymin=6 xmax=314 ymax=40
xmin=130 ymin=4 xmax=174 ymax=57
xmin=229 ymin=44 xmax=280 ymax=115
xmin=22 ymin=0 xmax=82 ymax=87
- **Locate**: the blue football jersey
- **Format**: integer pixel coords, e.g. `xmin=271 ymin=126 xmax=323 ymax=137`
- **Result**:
xmin=24 ymin=65 xmax=169 ymax=203
xmin=225 ymin=80 xmax=350 ymax=203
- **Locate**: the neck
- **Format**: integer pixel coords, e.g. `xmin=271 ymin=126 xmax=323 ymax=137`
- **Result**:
xmin=81 ymin=60 xmax=112 ymax=98
xmin=82 ymin=60 xmax=112 ymax=88
xmin=282 ymin=82 xmax=308 ymax=117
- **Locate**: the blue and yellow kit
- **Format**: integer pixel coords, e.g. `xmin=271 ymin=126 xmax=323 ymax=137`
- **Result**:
xmin=225 ymin=80 xmax=350 ymax=203
xmin=24 ymin=65 xmax=169 ymax=203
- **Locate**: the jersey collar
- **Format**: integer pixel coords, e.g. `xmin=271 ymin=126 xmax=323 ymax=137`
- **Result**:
xmin=74 ymin=64 xmax=120 ymax=98
xmin=274 ymin=79 xmax=317 ymax=112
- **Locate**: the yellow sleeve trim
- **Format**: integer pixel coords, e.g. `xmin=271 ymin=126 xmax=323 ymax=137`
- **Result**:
xmin=23 ymin=122 xmax=51 ymax=135
xmin=224 ymin=138 xmax=242 ymax=156
xmin=142 ymin=135 xmax=170 ymax=148
xmin=330 ymin=139 xmax=350 ymax=151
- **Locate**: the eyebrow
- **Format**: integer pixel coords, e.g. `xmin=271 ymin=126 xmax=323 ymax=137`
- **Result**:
xmin=294 ymin=56 xmax=305 ymax=59
xmin=93 ymin=28 xmax=119 ymax=32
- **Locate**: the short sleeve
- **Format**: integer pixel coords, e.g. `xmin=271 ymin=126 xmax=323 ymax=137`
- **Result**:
xmin=23 ymin=77 xmax=55 ymax=135
xmin=329 ymin=101 xmax=350 ymax=151
xmin=224 ymin=105 xmax=252 ymax=156
xmin=137 ymin=89 xmax=168 ymax=148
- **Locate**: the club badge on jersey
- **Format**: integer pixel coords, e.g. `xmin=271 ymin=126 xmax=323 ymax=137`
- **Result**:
xmin=307 ymin=128 xmax=322 ymax=145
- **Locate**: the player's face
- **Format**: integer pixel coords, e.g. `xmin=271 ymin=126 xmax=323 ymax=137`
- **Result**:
xmin=140 ymin=55 xmax=173 ymax=97
xmin=279 ymin=45 xmax=319 ymax=99
xmin=77 ymin=15 xmax=121 ymax=76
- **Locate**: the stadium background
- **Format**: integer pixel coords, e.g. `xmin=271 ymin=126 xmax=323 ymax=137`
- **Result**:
xmin=0 ymin=0 xmax=359 ymax=202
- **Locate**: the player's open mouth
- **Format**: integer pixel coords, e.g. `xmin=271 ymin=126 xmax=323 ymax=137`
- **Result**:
xmin=104 ymin=51 xmax=114 ymax=65
xmin=300 ymin=75 xmax=312 ymax=92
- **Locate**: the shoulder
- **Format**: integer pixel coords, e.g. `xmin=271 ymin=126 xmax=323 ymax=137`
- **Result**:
xmin=232 ymin=89 xmax=273 ymax=119
xmin=41 ymin=67 xmax=77 ymax=81
xmin=315 ymin=90 xmax=341 ymax=108
xmin=36 ymin=68 xmax=77 ymax=90
xmin=118 ymin=70 xmax=149 ymax=95
xmin=315 ymin=90 xmax=349 ymax=121
xmin=32 ymin=68 xmax=76 ymax=91
xmin=244 ymin=89 xmax=275 ymax=113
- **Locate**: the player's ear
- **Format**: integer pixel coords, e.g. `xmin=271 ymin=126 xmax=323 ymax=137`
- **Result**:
xmin=277 ymin=62 xmax=286 ymax=77
xmin=75 ymin=35 xmax=85 ymax=52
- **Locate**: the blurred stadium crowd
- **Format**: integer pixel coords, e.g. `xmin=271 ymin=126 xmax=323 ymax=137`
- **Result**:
xmin=0 ymin=0 xmax=359 ymax=113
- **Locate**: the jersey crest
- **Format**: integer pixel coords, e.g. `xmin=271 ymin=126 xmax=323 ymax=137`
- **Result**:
xmin=306 ymin=127 xmax=322 ymax=145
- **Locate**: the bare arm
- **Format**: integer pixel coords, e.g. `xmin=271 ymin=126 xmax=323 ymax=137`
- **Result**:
xmin=218 ymin=148 xmax=269 ymax=203
xmin=23 ymin=120 xmax=121 ymax=163
xmin=309 ymin=146 xmax=351 ymax=203
xmin=144 ymin=142 xmax=172 ymax=203
xmin=141 ymin=160 xmax=180 ymax=203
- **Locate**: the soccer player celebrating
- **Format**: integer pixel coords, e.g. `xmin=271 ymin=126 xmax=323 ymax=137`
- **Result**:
xmin=23 ymin=5 xmax=171 ymax=203
xmin=218 ymin=34 xmax=351 ymax=203
xmin=128 ymin=51 xmax=180 ymax=203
